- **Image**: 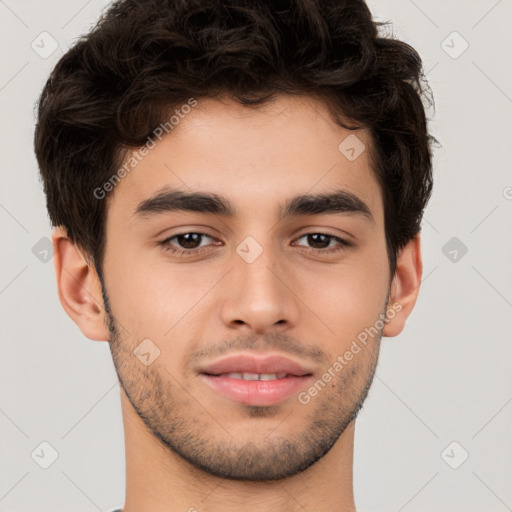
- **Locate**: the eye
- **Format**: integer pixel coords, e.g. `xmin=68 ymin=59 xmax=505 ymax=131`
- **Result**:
xmin=292 ymin=232 xmax=351 ymax=253
xmin=160 ymin=232 xmax=218 ymax=256
xmin=159 ymin=231 xmax=351 ymax=258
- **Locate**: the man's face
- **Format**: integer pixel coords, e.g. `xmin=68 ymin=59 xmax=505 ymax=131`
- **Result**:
xmin=101 ymin=94 xmax=391 ymax=480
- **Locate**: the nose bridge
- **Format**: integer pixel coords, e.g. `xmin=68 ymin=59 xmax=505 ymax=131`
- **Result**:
xmin=221 ymin=233 xmax=299 ymax=332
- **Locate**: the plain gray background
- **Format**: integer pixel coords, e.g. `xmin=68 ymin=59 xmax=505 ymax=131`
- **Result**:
xmin=1 ymin=0 xmax=511 ymax=511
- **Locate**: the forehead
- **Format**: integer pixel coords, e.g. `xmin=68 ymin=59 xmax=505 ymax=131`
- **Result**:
xmin=108 ymin=94 xmax=383 ymax=225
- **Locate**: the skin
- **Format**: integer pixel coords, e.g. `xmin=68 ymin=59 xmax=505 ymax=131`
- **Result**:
xmin=52 ymin=94 xmax=422 ymax=512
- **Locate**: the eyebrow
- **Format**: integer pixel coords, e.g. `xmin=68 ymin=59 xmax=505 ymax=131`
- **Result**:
xmin=132 ymin=187 xmax=373 ymax=222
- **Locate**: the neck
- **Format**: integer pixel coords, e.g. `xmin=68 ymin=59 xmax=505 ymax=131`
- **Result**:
xmin=120 ymin=390 xmax=357 ymax=512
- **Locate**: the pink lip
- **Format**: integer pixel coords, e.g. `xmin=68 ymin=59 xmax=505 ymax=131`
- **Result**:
xmin=200 ymin=374 xmax=314 ymax=406
xmin=198 ymin=353 xmax=315 ymax=406
xmin=199 ymin=353 xmax=314 ymax=377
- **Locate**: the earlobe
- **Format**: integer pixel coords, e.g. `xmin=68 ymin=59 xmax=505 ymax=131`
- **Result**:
xmin=382 ymin=235 xmax=423 ymax=338
xmin=52 ymin=227 xmax=110 ymax=341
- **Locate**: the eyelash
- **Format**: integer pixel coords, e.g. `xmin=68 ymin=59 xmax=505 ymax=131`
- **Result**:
xmin=159 ymin=231 xmax=351 ymax=257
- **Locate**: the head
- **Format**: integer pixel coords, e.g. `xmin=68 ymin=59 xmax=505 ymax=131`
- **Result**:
xmin=35 ymin=0 xmax=435 ymax=481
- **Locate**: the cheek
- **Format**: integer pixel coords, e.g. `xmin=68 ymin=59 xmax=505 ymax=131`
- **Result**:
xmin=297 ymin=250 xmax=389 ymax=343
xmin=104 ymin=248 xmax=222 ymax=338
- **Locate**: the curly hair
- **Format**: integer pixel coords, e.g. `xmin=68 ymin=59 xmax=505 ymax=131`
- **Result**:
xmin=34 ymin=0 xmax=436 ymax=277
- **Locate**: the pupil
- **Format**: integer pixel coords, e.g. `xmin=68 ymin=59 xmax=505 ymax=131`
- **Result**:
xmin=309 ymin=233 xmax=329 ymax=248
xmin=179 ymin=233 xmax=201 ymax=248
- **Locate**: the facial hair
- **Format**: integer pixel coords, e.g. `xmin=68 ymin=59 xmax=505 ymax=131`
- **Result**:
xmin=102 ymin=280 xmax=384 ymax=482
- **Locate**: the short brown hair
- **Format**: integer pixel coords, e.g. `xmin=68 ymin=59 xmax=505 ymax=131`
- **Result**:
xmin=34 ymin=0 xmax=437 ymax=277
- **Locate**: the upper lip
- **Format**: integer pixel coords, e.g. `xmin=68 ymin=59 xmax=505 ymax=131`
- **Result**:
xmin=199 ymin=353 xmax=314 ymax=377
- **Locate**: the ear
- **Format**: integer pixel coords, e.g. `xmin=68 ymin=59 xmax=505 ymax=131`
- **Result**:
xmin=52 ymin=227 xmax=109 ymax=341
xmin=382 ymin=234 xmax=423 ymax=337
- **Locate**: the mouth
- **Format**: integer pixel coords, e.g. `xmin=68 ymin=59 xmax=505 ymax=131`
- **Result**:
xmin=198 ymin=353 xmax=315 ymax=406
xmin=199 ymin=352 xmax=314 ymax=377
xmin=203 ymin=372 xmax=294 ymax=380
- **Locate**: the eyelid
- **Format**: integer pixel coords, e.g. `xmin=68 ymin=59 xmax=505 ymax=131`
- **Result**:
xmin=291 ymin=232 xmax=352 ymax=254
xmin=294 ymin=226 xmax=355 ymax=242
xmin=293 ymin=232 xmax=350 ymax=245
xmin=161 ymin=230 xmax=217 ymax=247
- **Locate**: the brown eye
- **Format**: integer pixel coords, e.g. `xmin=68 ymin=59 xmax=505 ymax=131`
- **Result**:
xmin=293 ymin=232 xmax=350 ymax=252
xmin=160 ymin=232 xmax=216 ymax=254
xmin=174 ymin=233 xmax=204 ymax=249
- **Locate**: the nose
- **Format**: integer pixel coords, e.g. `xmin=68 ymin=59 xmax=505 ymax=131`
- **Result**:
xmin=219 ymin=240 xmax=300 ymax=334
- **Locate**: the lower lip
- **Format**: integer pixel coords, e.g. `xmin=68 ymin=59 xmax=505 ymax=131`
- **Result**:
xmin=200 ymin=374 xmax=313 ymax=406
